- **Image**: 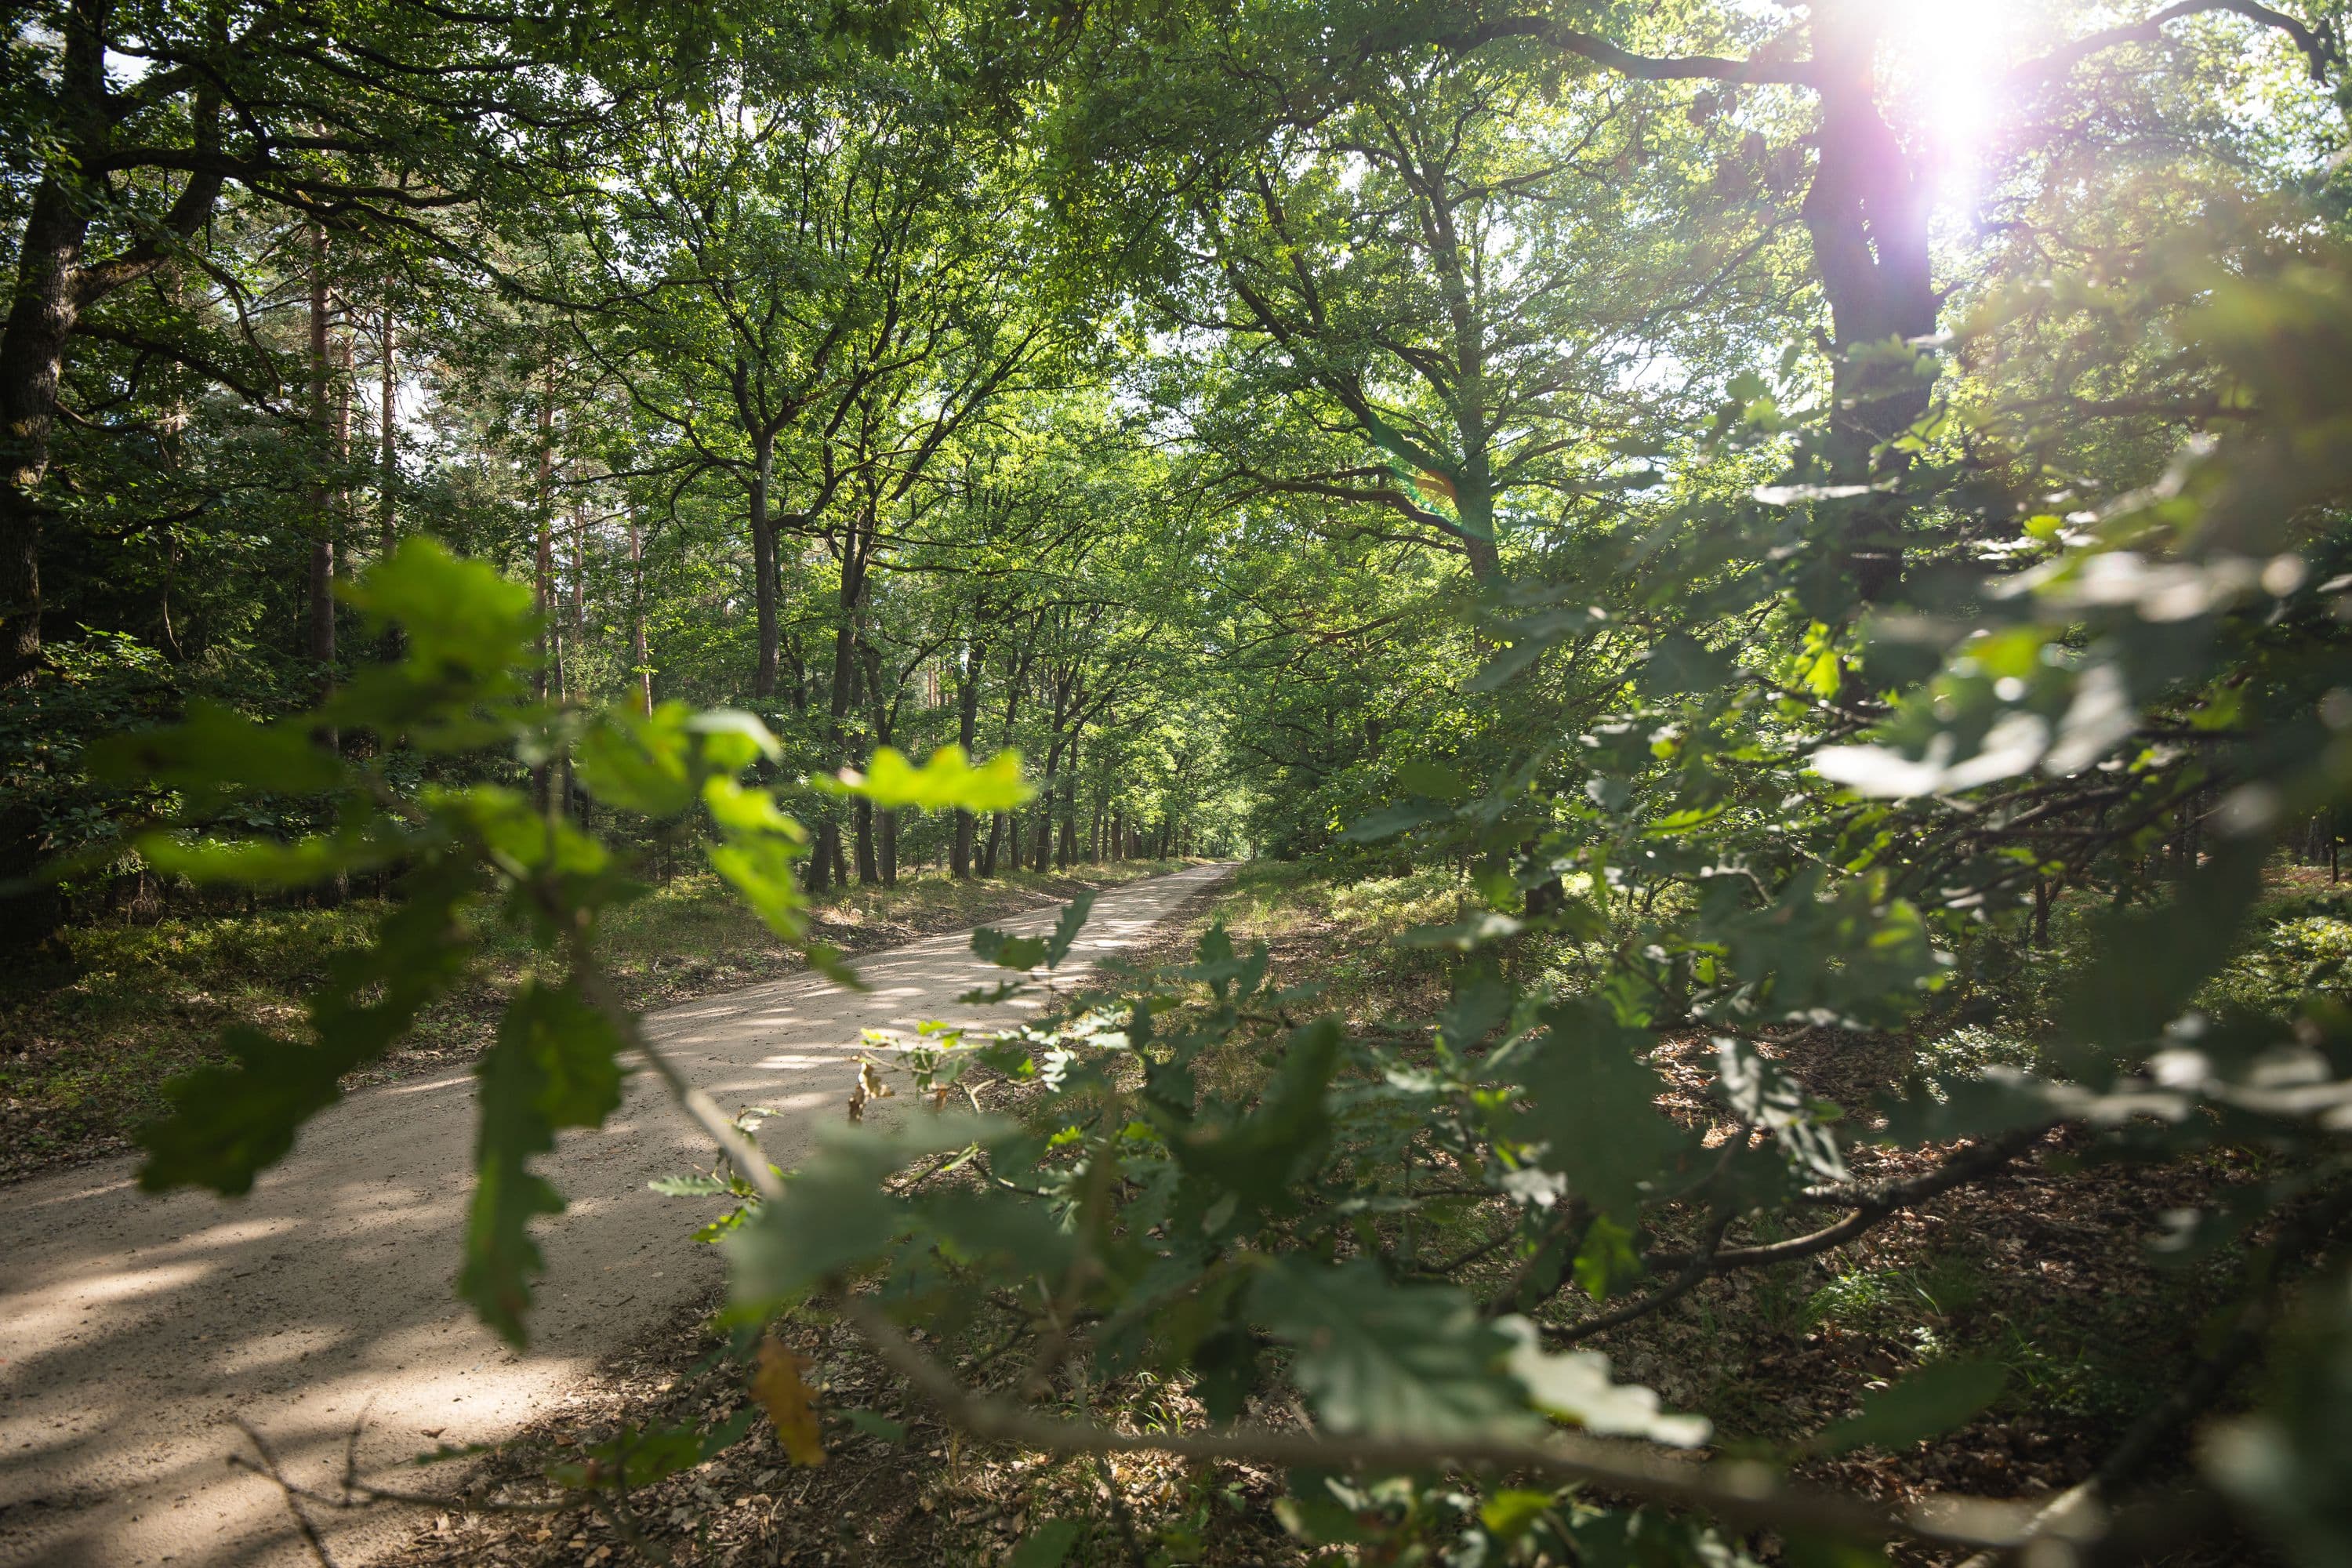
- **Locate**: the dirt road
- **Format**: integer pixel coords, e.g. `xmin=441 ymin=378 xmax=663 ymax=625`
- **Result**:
xmin=0 ymin=863 xmax=1229 ymax=1567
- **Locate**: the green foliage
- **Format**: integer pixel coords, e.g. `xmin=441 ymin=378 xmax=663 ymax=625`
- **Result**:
xmin=21 ymin=4 xmax=2352 ymax=1563
xmin=1250 ymin=1258 xmax=1522 ymax=1439
xmin=463 ymin=982 xmax=628 ymax=1343
xmin=97 ymin=540 xmax=1034 ymax=1358
xmin=1806 ymin=1360 xmax=2007 ymax=1457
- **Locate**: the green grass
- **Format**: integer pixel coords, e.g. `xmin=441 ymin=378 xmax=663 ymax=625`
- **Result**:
xmin=0 ymin=857 xmax=1192 ymax=1183
xmin=1207 ymin=859 xmax=1478 ymax=1023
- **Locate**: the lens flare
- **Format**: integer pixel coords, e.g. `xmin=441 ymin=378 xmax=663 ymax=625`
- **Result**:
xmin=1882 ymin=0 xmax=2019 ymax=202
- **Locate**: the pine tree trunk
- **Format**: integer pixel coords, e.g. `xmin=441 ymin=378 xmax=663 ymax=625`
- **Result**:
xmin=310 ymin=233 xmax=347 ymax=905
xmin=630 ymin=520 xmax=652 ymax=715
xmin=307 ymin=227 xmax=337 ymax=695
xmin=376 ymin=296 xmax=401 ymax=659
xmin=531 ymin=354 xmax=555 ymax=815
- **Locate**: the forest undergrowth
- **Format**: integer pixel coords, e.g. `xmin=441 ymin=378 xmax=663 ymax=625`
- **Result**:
xmin=0 ymin=859 xmax=1192 ymax=1183
xmin=379 ymin=861 xmax=2352 ymax=1567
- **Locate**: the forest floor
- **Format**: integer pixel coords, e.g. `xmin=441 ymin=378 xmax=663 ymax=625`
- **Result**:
xmin=0 ymin=858 xmax=1194 ymax=1185
xmin=376 ymin=859 xmax=2351 ymax=1568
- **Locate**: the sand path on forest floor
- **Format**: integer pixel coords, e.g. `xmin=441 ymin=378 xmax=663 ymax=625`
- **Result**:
xmin=0 ymin=863 xmax=1231 ymax=1568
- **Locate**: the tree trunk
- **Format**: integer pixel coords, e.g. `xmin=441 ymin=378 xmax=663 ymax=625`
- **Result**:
xmin=309 ymin=236 xmax=346 ymax=906
xmin=750 ymin=437 xmax=779 ymax=700
xmin=630 ymin=519 xmax=652 ymax=715
xmin=376 ymin=296 xmax=401 ymax=659
xmin=951 ymin=639 xmax=982 ymax=877
xmin=1032 ymin=731 xmax=1065 ymax=872
xmin=378 ymin=300 xmax=397 ymax=557
xmin=1456 ymin=470 xmax=1502 ymax=582
xmin=1057 ymin=733 xmax=1080 ymax=869
xmin=555 ymin=506 xmax=575 ymax=824
xmin=0 ymin=12 xmax=107 ymax=691
xmin=982 ymin=812 xmax=1005 ymax=876
xmin=570 ymin=506 xmax=586 ymax=645
xmin=854 ymin=794 xmax=879 ymax=885
xmin=306 ymin=226 xmax=337 ymax=691
xmin=531 ymin=355 xmax=556 ymax=815
xmin=0 ymin=15 xmax=231 ymax=948
xmin=810 ymin=539 xmax=866 ymax=891
xmin=0 ymin=179 xmax=81 ymax=689
xmin=1802 ymin=1 xmax=1942 ymax=605
xmin=880 ymin=808 xmax=897 ymax=888
xmin=810 ymin=821 xmax=840 ymax=894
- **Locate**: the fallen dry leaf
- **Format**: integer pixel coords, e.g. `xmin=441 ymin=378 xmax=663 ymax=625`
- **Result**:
xmin=751 ymin=1337 xmax=826 ymax=1468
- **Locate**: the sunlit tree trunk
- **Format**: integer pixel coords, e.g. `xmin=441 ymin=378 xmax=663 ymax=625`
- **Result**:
xmin=1801 ymin=1 xmax=1941 ymax=604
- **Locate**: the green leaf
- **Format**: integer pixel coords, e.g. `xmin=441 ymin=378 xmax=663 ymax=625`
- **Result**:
xmin=135 ymin=1027 xmax=348 ymax=1197
xmin=577 ymin=705 xmax=698 ymax=818
xmin=649 ymin=1174 xmax=733 ymax=1196
xmin=686 ymin=708 xmax=782 ymax=771
xmin=2060 ymin=842 xmax=2263 ymax=1053
xmin=1043 ymin=891 xmax=1095 ymax=967
xmin=1510 ymin=1001 xmax=1689 ymax=1221
xmin=137 ymin=857 xmax=477 ymax=1196
xmin=1571 ymin=1214 xmax=1646 ymax=1303
xmin=1008 ymin=1519 xmax=1084 ymax=1568
xmin=1480 ymin=1490 xmax=1559 ymax=1542
xmin=973 ymin=927 xmax=1051 ymax=970
xmin=1247 ymin=1258 xmax=1525 ymax=1439
xmin=343 ymin=536 xmax=535 ymax=684
xmin=1341 ymin=800 xmax=1454 ymax=843
xmin=1497 ymin=1317 xmax=1709 ymax=1446
xmin=2203 ymin=1259 xmax=2352 ymax=1567
xmin=135 ymin=822 xmax=410 ymax=889
xmin=1396 ymin=758 xmax=1470 ymax=800
xmin=828 ymin=744 xmax=1033 ymax=813
xmin=917 ymin=1189 xmax=1079 ymax=1278
xmin=1636 ymin=632 xmax=1737 ymax=698
xmin=704 ymin=776 xmax=810 ymax=942
xmin=1715 ymin=1037 xmax=1846 ymax=1182
xmin=1176 ymin=920 xmax=1268 ymax=1000
xmin=89 ymin=699 xmax=343 ymax=801
xmin=839 ymin=1408 xmax=906 ymax=1444
xmin=1437 ymin=972 xmax=1514 ymax=1052
xmin=1807 ymin=1359 xmax=2006 ymax=1455
xmin=1403 ymin=911 xmax=1526 ymax=950
xmin=459 ymin=984 xmax=628 ymax=1346
xmin=725 ymin=1120 xmax=1007 ymax=1306
xmin=1167 ymin=1019 xmax=1343 ymax=1207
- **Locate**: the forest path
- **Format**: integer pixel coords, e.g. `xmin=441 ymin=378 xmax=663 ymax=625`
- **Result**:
xmin=0 ymin=862 xmax=1231 ymax=1568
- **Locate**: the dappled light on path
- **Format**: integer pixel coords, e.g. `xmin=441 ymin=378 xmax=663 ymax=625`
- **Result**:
xmin=0 ymin=865 xmax=1228 ymax=1567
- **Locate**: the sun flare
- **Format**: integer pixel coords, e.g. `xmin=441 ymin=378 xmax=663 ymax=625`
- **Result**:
xmin=1882 ymin=0 xmax=2021 ymax=177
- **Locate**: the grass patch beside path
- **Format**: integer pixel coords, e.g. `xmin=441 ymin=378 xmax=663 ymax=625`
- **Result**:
xmin=0 ymin=858 xmax=1197 ymax=1185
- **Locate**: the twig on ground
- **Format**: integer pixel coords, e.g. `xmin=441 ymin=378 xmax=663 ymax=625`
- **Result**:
xmin=232 ymin=1419 xmax=340 ymax=1568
